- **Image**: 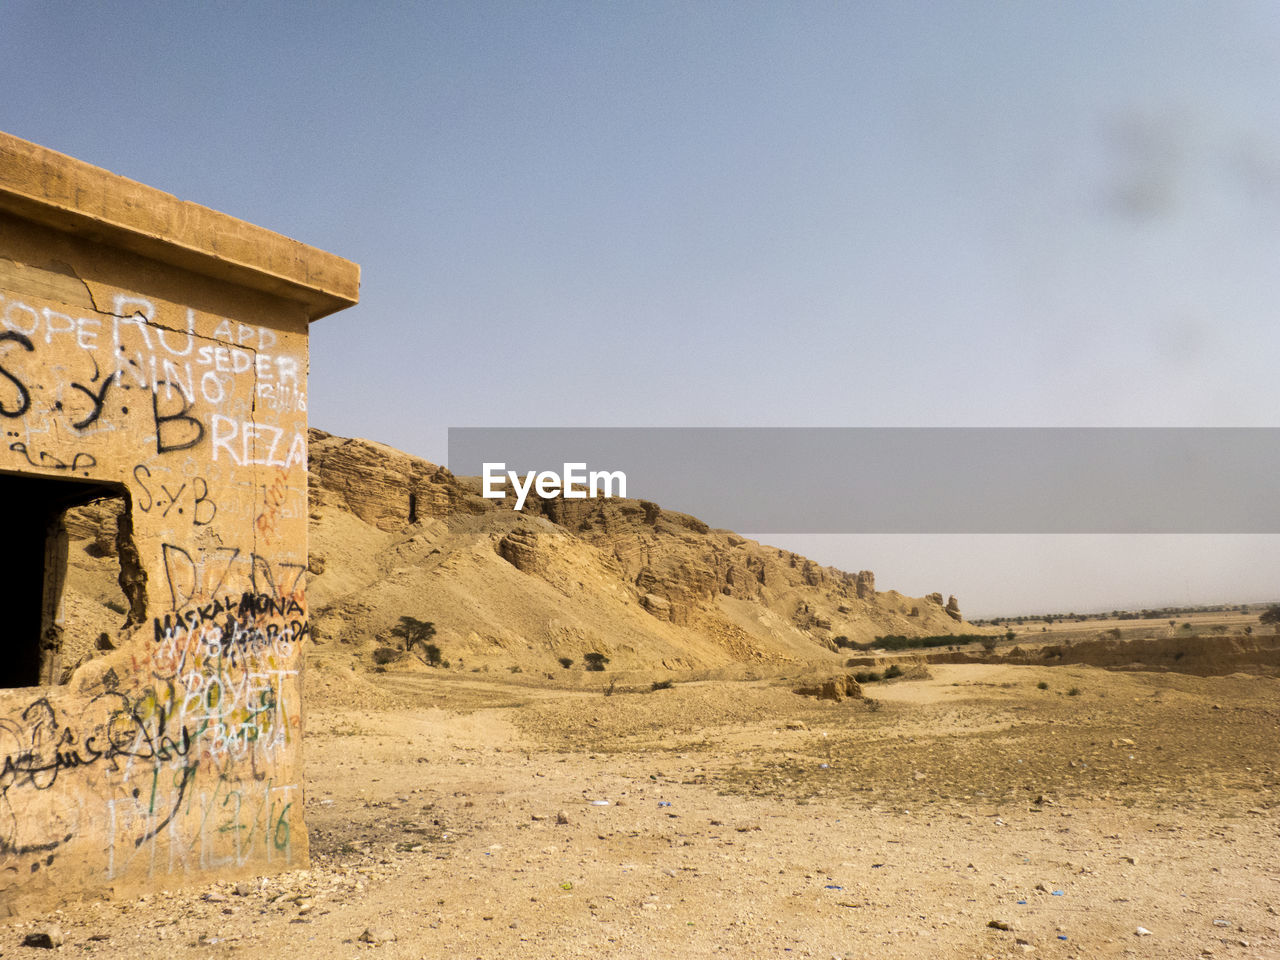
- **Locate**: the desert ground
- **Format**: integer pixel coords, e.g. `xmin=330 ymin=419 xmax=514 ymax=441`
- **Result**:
xmin=4 ymin=649 xmax=1277 ymax=960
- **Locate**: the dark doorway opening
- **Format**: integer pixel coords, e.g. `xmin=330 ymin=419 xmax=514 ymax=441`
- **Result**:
xmin=0 ymin=471 xmax=139 ymax=687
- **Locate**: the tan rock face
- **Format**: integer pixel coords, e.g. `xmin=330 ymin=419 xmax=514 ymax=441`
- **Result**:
xmin=300 ymin=435 xmax=984 ymax=672
xmin=855 ymin=570 xmax=876 ymax=599
xmin=792 ymin=674 xmax=863 ymax=701
xmin=0 ymin=132 xmax=356 ymax=910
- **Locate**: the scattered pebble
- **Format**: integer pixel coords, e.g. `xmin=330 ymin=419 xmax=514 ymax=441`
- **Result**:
xmin=359 ymin=926 xmax=397 ymax=944
xmin=21 ymin=928 xmax=63 ymax=949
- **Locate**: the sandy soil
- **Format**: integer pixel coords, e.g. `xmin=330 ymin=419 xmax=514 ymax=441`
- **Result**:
xmin=4 ymin=658 xmax=1278 ymax=959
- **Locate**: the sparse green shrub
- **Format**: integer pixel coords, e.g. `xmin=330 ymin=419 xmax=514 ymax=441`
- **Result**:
xmin=372 ymin=646 xmax=402 ymax=665
xmin=509 ymin=664 xmax=522 ymax=673
xmin=1037 ymin=681 xmax=1049 ymax=690
xmin=651 ymin=679 xmax=674 ymax=691
xmin=883 ymin=663 xmax=903 ymax=679
xmin=854 ymin=670 xmax=882 ymax=684
xmin=584 ymin=652 xmax=610 ymax=672
xmin=558 ymin=657 xmax=574 ymax=669
xmin=1067 ymin=686 xmax=1081 ymax=696
xmin=872 ymin=633 xmax=993 ymax=651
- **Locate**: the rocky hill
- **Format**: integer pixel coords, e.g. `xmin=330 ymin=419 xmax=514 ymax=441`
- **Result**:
xmin=303 ymin=429 xmax=983 ymax=675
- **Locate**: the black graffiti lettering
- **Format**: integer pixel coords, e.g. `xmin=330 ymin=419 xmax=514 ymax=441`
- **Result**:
xmin=0 ymin=693 xmax=192 ymax=795
xmin=279 ymin=562 xmax=306 ymax=598
xmin=133 ymin=464 xmax=154 ymax=511
xmin=0 ymin=331 xmax=33 ymax=418
xmin=161 ymin=543 xmax=197 ymax=610
xmin=152 ymin=593 xmax=304 ymax=641
xmin=9 ymin=442 xmax=96 ymax=473
xmin=192 ymin=476 xmax=216 ymax=525
xmin=8 ymin=442 xmax=36 ymax=466
xmin=159 ymin=483 xmax=186 ymax=518
xmin=151 ymin=380 xmax=204 ymax=454
xmin=69 ymin=376 xmax=111 ymax=429
xmin=207 ymin=546 xmax=239 ymax=597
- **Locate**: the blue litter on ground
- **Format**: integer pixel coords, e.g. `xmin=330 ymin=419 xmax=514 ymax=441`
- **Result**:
xmin=658 ymin=801 xmax=671 ymax=807
xmin=1052 ymin=890 xmax=1065 ymax=896
xmin=1017 ymin=900 xmax=1027 ymax=905
xmin=824 ymin=885 xmax=843 ymax=890
xmin=1057 ymin=935 xmax=1068 ymax=940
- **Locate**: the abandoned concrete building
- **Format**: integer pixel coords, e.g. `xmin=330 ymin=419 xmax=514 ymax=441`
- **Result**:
xmin=0 ymin=132 xmax=359 ymax=911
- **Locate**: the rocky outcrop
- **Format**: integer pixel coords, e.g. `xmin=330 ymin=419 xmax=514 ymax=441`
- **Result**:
xmin=793 ymin=674 xmax=863 ymax=702
xmin=307 ymin=428 xmax=487 ymax=532
xmin=945 ymin=595 xmax=962 ymax=621
xmin=296 ymin=430 xmax=984 ymax=669
xmin=855 ymin=570 xmax=876 ymax=599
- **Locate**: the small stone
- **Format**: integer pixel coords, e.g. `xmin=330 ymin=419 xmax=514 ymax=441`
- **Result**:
xmin=359 ymin=927 xmax=396 ymax=944
xmin=233 ymin=882 xmax=253 ymax=896
xmin=988 ymin=919 xmax=1012 ymax=931
xmin=22 ymin=928 xmax=64 ymax=949
xmin=785 ymin=721 xmax=807 ymax=730
xmin=204 ymin=891 xmax=228 ymax=903
xmin=556 ymin=811 xmax=570 ymax=825
xmin=1135 ymin=926 xmax=1152 ymax=937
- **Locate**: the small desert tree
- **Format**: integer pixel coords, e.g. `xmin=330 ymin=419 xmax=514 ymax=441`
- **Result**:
xmin=583 ymin=652 xmax=610 ymax=672
xmin=391 ymin=616 xmax=440 ymax=665
xmin=1260 ymin=605 xmax=1280 ymax=632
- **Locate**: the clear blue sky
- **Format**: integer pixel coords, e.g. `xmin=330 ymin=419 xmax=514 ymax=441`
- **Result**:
xmin=5 ymin=1 xmax=1278 ymax=615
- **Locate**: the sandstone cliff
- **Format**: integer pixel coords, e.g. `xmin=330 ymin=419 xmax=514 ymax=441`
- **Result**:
xmin=304 ymin=430 xmax=984 ymax=674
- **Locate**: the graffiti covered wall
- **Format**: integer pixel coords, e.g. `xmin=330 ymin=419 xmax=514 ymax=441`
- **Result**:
xmin=0 ymin=133 xmax=358 ymax=910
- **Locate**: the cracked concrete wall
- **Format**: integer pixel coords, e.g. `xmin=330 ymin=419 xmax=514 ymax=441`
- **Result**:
xmin=0 ymin=136 xmax=357 ymax=913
